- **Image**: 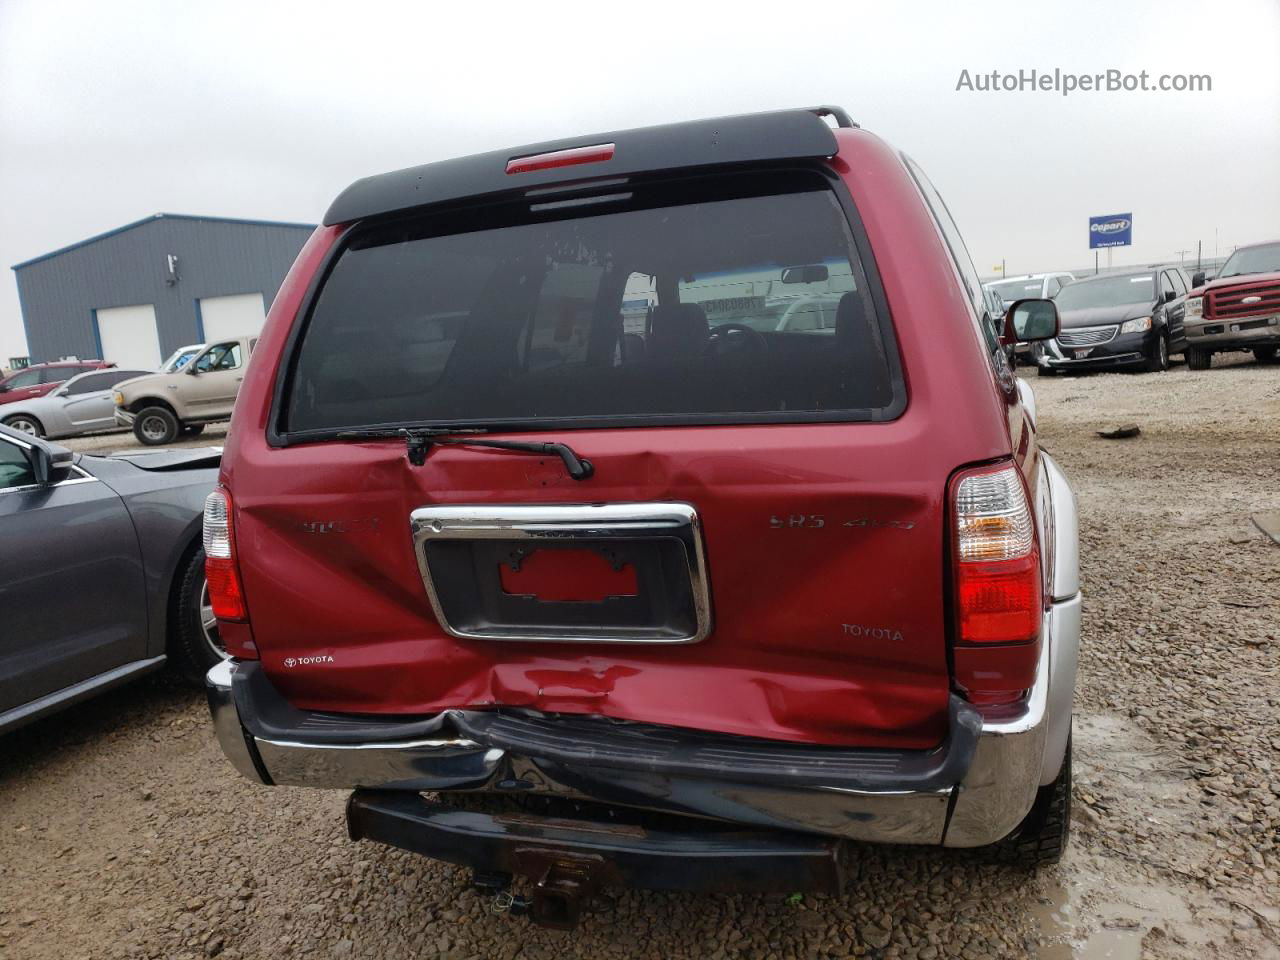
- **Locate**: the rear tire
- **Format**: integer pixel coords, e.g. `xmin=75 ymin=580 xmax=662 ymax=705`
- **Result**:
xmin=1253 ymin=347 xmax=1278 ymax=364
xmin=1035 ymin=366 xmax=1055 ymax=377
xmin=1186 ymin=347 xmax=1212 ymax=371
xmin=2 ymin=414 xmax=44 ymax=438
xmin=1144 ymin=331 xmax=1170 ymax=372
xmin=170 ymin=547 xmax=227 ymax=686
xmin=133 ymin=406 xmax=180 ymax=445
xmin=981 ymin=733 xmax=1072 ymax=868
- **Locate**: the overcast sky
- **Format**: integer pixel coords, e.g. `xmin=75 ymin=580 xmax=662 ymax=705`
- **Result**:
xmin=2 ymin=0 xmax=1278 ymax=362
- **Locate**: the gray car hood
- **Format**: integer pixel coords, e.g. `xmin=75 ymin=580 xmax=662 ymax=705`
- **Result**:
xmin=1058 ymin=302 xmax=1152 ymax=330
xmin=105 ymin=447 xmax=223 ymax=471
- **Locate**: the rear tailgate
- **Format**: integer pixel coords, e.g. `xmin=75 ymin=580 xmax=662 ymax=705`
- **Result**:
xmin=233 ymin=419 xmax=949 ymax=749
xmin=222 ymin=125 xmax=1016 ymax=750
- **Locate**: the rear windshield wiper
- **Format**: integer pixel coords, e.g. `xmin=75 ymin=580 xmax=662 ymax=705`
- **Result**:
xmin=335 ymin=427 xmax=594 ymax=480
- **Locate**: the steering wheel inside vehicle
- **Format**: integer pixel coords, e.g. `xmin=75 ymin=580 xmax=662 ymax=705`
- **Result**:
xmin=705 ymin=323 xmax=768 ymax=357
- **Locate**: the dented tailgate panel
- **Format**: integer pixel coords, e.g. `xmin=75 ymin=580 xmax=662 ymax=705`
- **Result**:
xmin=233 ymin=422 xmax=956 ymax=749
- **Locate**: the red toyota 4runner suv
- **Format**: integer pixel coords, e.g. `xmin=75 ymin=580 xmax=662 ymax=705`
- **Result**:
xmin=205 ymin=107 xmax=1081 ymax=926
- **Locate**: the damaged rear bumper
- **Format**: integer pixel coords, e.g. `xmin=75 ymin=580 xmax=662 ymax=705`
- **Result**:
xmin=207 ymin=596 xmax=1077 ymax=849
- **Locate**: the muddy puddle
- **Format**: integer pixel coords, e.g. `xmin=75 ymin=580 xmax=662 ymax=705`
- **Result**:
xmin=1030 ymin=714 xmax=1274 ymax=958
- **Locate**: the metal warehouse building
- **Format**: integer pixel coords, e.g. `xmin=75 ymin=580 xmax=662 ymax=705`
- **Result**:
xmin=11 ymin=214 xmax=315 ymax=368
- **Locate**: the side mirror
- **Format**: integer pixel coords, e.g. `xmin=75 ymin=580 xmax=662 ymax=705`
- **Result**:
xmin=1003 ymin=298 xmax=1059 ymax=343
xmin=29 ymin=440 xmax=74 ymax=485
xmin=186 ymin=364 xmax=201 ymax=375
xmin=1191 ymin=271 xmax=1206 ymax=288
xmin=0 ymin=384 xmax=9 ymax=393
xmin=1163 ymin=290 xmax=1177 ymax=304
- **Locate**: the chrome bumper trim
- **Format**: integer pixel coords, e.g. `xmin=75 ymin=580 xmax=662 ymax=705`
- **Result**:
xmin=1041 ymin=351 xmax=1142 ymax=367
xmin=206 ymin=659 xmax=268 ymax=784
xmin=208 ymin=596 xmax=1068 ymax=847
xmin=944 ymin=599 xmax=1067 ymax=846
xmin=1185 ymin=314 xmax=1280 ymax=346
xmin=113 ymin=408 xmax=136 ymax=426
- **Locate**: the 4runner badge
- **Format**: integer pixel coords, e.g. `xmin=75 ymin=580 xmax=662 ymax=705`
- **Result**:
xmin=283 ymin=655 xmax=336 ymax=667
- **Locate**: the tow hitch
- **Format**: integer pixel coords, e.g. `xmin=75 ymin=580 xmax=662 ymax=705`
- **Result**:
xmin=346 ymin=790 xmax=843 ymax=929
xmin=473 ymin=853 xmax=606 ymax=930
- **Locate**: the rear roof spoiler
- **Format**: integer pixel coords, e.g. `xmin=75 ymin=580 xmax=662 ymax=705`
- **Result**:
xmin=322 ymin=106 xmax=856 ymax=226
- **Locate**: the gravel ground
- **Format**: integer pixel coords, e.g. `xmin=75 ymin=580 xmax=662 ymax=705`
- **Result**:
xmin=2 ymin=358 xmax=1278 ymax=959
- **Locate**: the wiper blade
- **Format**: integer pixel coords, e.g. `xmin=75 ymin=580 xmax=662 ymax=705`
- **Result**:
xmin=336 ymin=427 xmax=594 ymax=481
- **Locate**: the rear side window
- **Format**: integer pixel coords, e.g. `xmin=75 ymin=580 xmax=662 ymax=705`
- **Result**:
xmin=64 ymin=373 xmax=108 ymax=395
xmin=38 ymin=366 xmax=71 ymax=384
xmin=66 ymin=370 xmax=147 ymax=395
xmin=282 ymin=172 xmax=902 ymax=436
xmin=5 ymin=369 xmax=41 ymax=388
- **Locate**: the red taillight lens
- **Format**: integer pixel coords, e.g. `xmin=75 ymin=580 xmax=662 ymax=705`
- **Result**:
xmin=204 ymin=489 xmax=246 ymax=622
xmin=950 ymin=464 xmax=1043 ymax=708
xmin=505 ymin=142 xmax=615 ymax=175
xmin=955 ymin=555 xmax=1042 ymax=644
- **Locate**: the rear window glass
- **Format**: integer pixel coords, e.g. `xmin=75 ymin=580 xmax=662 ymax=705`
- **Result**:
xmin=283 ymin=173 xmax=900 ymax=436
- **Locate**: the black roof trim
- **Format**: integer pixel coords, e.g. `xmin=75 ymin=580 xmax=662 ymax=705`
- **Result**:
xmin=323 ymin=107 xmax=848 ymax=226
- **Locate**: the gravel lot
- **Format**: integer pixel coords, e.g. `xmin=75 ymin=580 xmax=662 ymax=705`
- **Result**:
xmin=2 ymin=358 xmax=1278 ymax=960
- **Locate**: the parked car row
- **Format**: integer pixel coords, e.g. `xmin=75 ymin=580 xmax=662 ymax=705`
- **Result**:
xmin=984 ymin=239 xmax=1280 ymax=376
xmin=1 ymin=336 xmax=258 ymax=443
xmin=0 ymin=367 xmax=153 ymax=439
xmin=0 ymin=358 xmax=116 ymax=408
xmin=1035 ymin=263 xmax=1191 ymax=375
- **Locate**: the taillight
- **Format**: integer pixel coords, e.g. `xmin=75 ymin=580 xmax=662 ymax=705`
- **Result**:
xmin=204 ymin=489 xmax=247 ymax=622
xmin=505 ymin=142 xmax=615 ymax=175
xmin=950 ymin=464 xmax=1043 ymax=709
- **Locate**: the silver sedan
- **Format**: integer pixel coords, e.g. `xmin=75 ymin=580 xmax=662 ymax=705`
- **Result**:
xmin=0 ymin=368 xmax=152 ymax=439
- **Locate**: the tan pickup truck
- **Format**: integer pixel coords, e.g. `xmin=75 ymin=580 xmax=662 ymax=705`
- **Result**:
xmin=114 ymin=335 xmax=257 ymax=445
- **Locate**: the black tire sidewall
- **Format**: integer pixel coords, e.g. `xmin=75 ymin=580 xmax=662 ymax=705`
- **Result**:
xmin=1146 ymin=331 xmax=1169 ymax=372
xmin=1187 ymin=347 xmax=1211 ymax=370
xmin=133 ymin=406 xmax=180 ymax=445
xmin=170 ymin=546 xmax=224 ymax=686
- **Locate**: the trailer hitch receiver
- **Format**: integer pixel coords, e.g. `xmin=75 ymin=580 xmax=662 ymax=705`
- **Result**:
xmin=517 ymin=849 xmax=604 ymax=929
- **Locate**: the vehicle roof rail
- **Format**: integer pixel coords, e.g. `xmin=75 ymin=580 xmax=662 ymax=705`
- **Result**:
xmin=809 ymin=105 xmax=859 ymax=129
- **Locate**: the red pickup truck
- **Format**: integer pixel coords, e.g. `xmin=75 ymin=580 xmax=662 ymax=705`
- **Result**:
xmin=204 ymin=107 xmax=1081 ymax=926
xmin=1184 ymin=240 xmax=1280 ymax=369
